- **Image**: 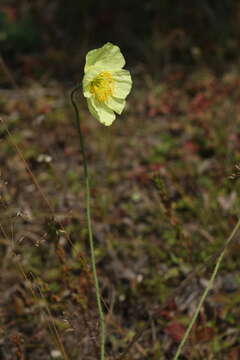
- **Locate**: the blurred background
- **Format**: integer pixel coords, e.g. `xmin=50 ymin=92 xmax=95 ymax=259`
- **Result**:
xmin=0 ymin=0 xmax=240 ymax=81
xmin=1 ymin=1 xmax=240 ymax=360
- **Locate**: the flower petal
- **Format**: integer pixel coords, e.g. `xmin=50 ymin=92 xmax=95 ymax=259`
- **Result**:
xmin=84 ymin=43 xmax=125 ymax=73
xmin=106 ymin=97 xmax=126 ymax=115
xmin=86 ymin=97 xmax=99 ymax=120
xmin=82 ymin=68 xmax=100 ymax=98
xmin=112 ymin=69 xmax=132 ymax=99
xmin=87 ymin=97 xmax=116 ymax=126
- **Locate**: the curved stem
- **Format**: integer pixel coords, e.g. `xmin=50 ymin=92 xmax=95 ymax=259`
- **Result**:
xmin=173 ymin=217 xmax=240 ymax=360
xmin=70 ymin=87 xmax=105 ymax=360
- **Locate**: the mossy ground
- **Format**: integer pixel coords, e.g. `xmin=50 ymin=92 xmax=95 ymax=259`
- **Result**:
xmin=1 ymin=67 xmax=240 ymax=359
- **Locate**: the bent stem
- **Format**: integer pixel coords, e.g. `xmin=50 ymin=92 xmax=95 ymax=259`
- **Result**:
xmin=70 ymin=86 xmax=105 ymax=360
xmin=173 ymin=217 xmax=240 ymax=360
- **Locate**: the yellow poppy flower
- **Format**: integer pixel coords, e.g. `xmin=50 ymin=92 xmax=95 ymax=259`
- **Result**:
xmin=82 ymin=42 xmax=132 ymax=126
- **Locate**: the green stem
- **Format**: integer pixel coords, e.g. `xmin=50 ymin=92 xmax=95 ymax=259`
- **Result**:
xmin=70 ymin=86 xmax=105 ymax=360
xmin=173 ymin=217 xmax=240 ymax=360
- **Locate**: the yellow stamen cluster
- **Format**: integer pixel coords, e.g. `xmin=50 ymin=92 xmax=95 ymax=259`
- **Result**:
xmin=90 ymin=71 xmax=114 ymax=102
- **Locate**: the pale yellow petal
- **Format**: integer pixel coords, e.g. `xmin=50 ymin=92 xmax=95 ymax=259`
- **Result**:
xmin=87 ymin=97 xmax=116 ymax=126
xmin=82 ymin=69 xmax=100 ymax=98
xmin=84 ymin=43 xmax=125 ymax=73
xmin=106 ymin=97 xmax=126 ymax=115
xmin=112 ymin=69 xmax=132 ymax=99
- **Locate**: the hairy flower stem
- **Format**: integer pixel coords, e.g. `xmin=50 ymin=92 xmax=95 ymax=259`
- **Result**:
xmin=173 ymin=217 xmax=240 ymax=360
xmin=70 ymin=86 xmax=105 ymax=360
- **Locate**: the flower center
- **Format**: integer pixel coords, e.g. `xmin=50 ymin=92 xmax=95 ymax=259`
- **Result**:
xmin=90 ymin=71 xmax=114 ymax=102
